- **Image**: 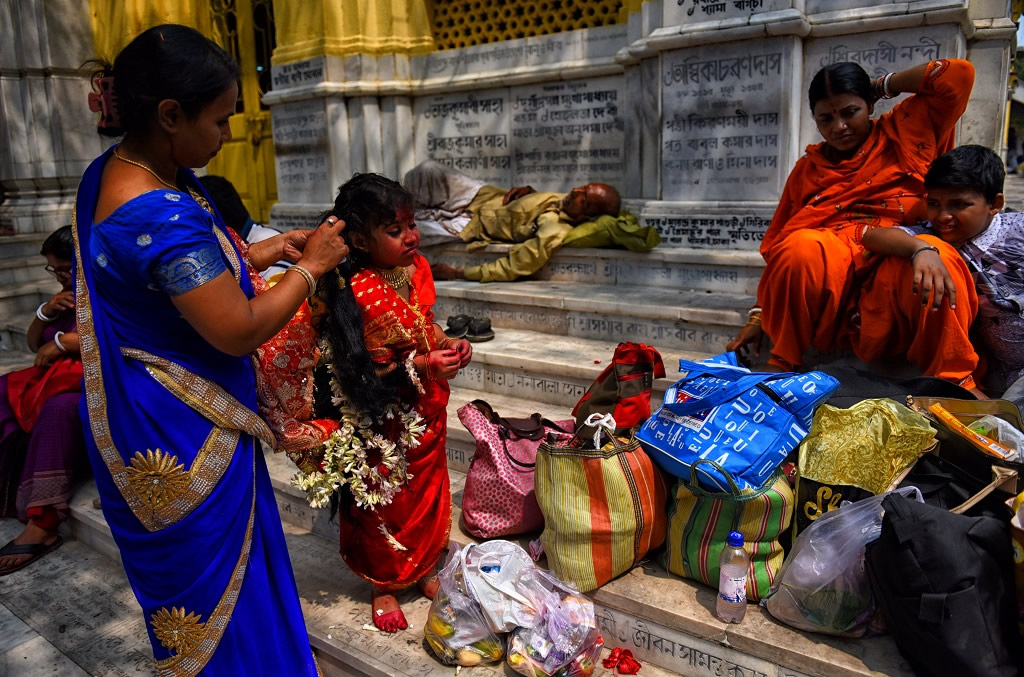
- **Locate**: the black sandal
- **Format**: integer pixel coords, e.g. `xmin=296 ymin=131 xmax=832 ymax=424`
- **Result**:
xmin=445 ymin=314 xmax=472 ymax=338
xmin=466 ymin=317 xmax=495 ymax=343
xmin=0 ymin=535 xmax=63 ymax=576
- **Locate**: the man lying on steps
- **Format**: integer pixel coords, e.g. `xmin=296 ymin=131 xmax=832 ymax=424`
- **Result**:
xmin=404 ymin=160 xmax=626 ymax=283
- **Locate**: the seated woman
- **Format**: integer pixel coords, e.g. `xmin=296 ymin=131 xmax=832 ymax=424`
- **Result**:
xmin=0 ymin=226 xmax=87 ymax=575
xmin=728 ymin=58 xmax=980 ymax=389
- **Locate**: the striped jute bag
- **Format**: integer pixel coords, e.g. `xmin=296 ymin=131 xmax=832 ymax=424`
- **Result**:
xmin=665 ymin=459 xmax=792 ymax=602
xmin=535 ymin=416 xmax=667 ymax=593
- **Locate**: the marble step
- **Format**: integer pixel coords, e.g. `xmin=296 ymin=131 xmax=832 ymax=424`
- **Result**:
xmin=67 ymin=454 xmax=911 ymax=677
xmin=434 ymin=280 xmax=753 ymax=354
xmin=260 ymin=449 xmax=911 ymax=677
xmin=0 ymin=232 xmax=49 ymax=259
xmin=449 ymin=327 xmax=701 ymax=410
xmin=0 ymin=254 xmax=53 ymax=285
xmin=57 ymin=484 xmax=676 ymax=677
xmin=0 ymin=281 xmax=58 ymax=325
xmin=425 ymin=243 xmax=765 ymax=296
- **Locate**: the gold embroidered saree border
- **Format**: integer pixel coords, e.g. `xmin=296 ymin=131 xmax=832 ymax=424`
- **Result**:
xmin=122 ymin=348 xmax=275 ymax=449
xmin=153 ymin=458 xmax=256 ymax=677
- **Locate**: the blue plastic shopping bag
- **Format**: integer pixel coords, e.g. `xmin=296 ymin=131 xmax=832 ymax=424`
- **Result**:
xmin=636 ymin=359 xmax=839 ymax=492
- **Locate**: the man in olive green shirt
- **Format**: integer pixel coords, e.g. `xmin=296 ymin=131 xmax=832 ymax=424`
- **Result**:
xmin=404 ymin=161 xmax=621 ymax=283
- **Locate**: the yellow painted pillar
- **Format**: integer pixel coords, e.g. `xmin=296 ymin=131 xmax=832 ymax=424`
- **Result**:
xmin=88 ymin=0 xmax=219 ymax=61
xmin=271 ymin=0 xmax=435 ymax=64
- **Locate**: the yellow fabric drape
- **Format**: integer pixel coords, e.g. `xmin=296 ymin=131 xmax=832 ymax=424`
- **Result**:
xmin=88 ymin=0 xmax=220 ymax=62
xmin=271 ymin=0 xmax=435 ymax=65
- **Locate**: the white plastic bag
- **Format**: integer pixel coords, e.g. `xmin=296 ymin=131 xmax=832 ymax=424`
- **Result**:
xmin=461 ymin=540 xmax=547 ymax=632
xmin=764 ymin=487 xmax=922 ymax=636
xmin=424 ymin=544 xmax=505 ymax=666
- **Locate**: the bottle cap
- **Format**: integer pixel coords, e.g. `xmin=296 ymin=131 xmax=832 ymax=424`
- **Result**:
xmin=726 ymin=531 xmax=744 ymax=547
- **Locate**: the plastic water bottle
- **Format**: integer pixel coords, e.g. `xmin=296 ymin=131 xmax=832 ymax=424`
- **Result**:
xmin=716 ymin=531 xmax=749 ymax=623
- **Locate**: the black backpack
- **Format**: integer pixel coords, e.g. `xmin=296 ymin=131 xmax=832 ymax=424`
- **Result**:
xmin=866 ymin=493 xmax=1021 ymax=677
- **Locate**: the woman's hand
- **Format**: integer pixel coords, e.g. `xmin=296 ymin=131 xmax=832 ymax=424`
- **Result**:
xmin=425 ymin=349 xmax=461 ymax=380
xmin=247 ymin=229 xmax=313 ymax=270
xmin=34 ymin=341 xmax=63 ymax=368
xmin=298 ymin=217 xmax=349 ymax=278
xmin=726 ymin=322 xmax=764 ymax=359
xmin=42 ymin=290 xmax=75 ymax=317
xmin=912 ymin=247 xmax=956 ymax=311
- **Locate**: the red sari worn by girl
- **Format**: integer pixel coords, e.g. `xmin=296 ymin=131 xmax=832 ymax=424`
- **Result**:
xmin=255 ymin=254 xmax=451 ymax=590
xmin=338 ymin=255 xmax=451 ymax=588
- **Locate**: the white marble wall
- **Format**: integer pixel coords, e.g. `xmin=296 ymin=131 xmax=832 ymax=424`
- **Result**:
xmin=259 ymin=3 xmax=1014 ymax=248
xmin=0 ymin=0 xmax=106 ymax=233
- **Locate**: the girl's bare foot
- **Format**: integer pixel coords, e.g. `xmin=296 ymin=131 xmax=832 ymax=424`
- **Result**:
xmin=417 ymin=575 xmax=439 ymax=600
xmin=371 ymin=587 xmax=408 ymax=633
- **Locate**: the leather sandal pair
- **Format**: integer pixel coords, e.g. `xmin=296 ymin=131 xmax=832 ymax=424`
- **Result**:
xmin=444 ymin=314 xmax=495 ymax=343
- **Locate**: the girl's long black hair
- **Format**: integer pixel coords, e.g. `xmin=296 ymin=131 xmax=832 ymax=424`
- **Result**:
xmin=316 ymin=173 xmax=419 ymax=420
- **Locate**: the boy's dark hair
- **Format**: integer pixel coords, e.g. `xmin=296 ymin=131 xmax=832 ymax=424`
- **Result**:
xmin=924 ymin=145 xmax=1005 ymax=203
xmin=41 ymin=225 xmax=74 ymax=260
xmin=317 ymin=174 xmax=417 ymax=419
xmin=808 ymin=62 xmax=873 ymax=112
xmin=199 ymin=175 xmax=250 ymax=232
xmin=89 ymin=24 xmax=239 ymax=138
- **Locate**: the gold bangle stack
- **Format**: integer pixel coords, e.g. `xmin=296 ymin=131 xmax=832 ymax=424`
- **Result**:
xmin=289 ymin=265 xmax=317 ymax=299
xmin=746 ymin=307 xmax=762 ymax=327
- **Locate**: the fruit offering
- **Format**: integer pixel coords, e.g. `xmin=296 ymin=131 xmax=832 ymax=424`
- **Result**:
xmin=423 ymin=589 xmax=506 ymax=667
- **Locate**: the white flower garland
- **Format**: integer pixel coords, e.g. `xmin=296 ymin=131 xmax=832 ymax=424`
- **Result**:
xmin=292 ymin=344 xmax=426 ymax=511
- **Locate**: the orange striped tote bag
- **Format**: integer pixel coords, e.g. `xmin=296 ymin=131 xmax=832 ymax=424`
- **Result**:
xmin=535 ymin=429 xmax=667 ymax=593
xmin=665 ymin=459 xmax=793 ymax=602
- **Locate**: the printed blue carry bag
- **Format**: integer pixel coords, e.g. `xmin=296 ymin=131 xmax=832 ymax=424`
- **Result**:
xmin=636 ymin=359 xmax=839 ymax=492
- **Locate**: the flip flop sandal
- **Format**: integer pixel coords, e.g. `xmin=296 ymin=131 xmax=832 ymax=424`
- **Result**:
xmin=445 ymin=314 xmax=472 ymax=338
xmin=467 ymin=317 xmax=495 ymax=343
xmin=0 ymin=535 xmax=63 ymax=576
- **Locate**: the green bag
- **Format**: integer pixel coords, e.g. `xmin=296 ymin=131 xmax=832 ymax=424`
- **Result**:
xmin=665 ymin=459 xmax=793 ymax=602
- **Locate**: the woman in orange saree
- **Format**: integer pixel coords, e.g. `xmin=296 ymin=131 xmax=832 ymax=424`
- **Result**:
xmin=728 ymin=58 xmax=979 ymax=387
xmin=255 ymin=174 xmax=472 ymax=633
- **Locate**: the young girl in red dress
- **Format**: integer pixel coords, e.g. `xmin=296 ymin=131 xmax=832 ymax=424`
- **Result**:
xmin=259 ymin=174 xmax=471 ymax=632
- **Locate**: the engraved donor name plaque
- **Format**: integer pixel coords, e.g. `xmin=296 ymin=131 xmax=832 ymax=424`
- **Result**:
xmin=665 ymin=0 xmax=791 ymax=26
xmin=509 ymin=75 xmax=626 ymax=192
xmin=661 ymin=38 xmax=796 ymax=202
xmin=413 ymin=88 xmax=512 ymax=186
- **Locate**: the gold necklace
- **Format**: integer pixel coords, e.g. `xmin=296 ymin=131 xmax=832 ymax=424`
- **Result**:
xmin=376 ymin=266 xmax=410 ymax=290
xmin=113 ymin=147 xmax=178 ymax=191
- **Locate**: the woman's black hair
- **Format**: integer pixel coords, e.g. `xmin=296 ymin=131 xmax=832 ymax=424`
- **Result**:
xmin=808 ymin=62 xmax=874 ymax=111
xmin=317 ymin=173 xmax=418 ymax=419
xmin=88 ymin=24 xmax=239 ymax=138
xmin=40 ymin=226 xmax=74 ymax=260
xmin=198 ymin=175 xmax=251 ymax=233
xmin=925 ymin=145 xmax=1005 ymax=204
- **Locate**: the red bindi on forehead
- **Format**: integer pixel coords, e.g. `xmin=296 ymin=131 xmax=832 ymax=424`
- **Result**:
xmin=394 ymin=208 xmax=414 ymax=224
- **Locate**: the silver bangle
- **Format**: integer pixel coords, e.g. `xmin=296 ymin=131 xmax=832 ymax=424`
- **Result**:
xmin=53 ymin=331 xmax=67 ymax=352
xmin=881 ymin=72 xmax=895 ymax=99
xmin=36 ymin=303 xmax=56 ymax=322
xmin=747 ymin=306 xmax=763 ymax=320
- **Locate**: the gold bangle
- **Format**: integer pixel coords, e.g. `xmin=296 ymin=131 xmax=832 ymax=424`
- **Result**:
xmin=288 ymin=265 xmax=317 ymax=299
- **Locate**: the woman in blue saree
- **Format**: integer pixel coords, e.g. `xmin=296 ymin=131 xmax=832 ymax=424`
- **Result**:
xmin=75 ymin=26 xmax=348 ymax=675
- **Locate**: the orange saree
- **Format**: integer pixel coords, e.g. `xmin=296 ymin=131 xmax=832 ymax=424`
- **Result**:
xmin=758 ymin=59 xmax=978 ymax=383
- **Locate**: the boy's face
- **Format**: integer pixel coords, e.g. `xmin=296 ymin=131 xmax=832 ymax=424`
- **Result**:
xmin=925 ymin=187 xmax=1004 ymax=243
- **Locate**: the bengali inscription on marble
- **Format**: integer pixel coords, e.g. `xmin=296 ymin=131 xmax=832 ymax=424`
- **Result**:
xmin=413 ymin=88 xmax=512 ymax=186
xmin=272 ymin=100 xmax=330 ymax=204
xmin=509 ymin=75 xmax=626 ymax=191
xmin=661 ymin=38 xmax=794 ymax=202
xmin=664 ymin=0 xmax=791 ymax=26
xmin=643 ymin=213 xmax=770 ymax=250
xmin=799 ymin=25 xmax=963 ymax=147
xmin=270 ymin=57 xmax=325 ymax=90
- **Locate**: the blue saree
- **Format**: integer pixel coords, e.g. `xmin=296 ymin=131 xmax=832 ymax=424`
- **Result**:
xmin=73 ymin=147 xmax=319 ymax=676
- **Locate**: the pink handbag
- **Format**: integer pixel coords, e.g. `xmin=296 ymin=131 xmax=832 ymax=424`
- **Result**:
xmin=459 ymin=400 xmax=574 ymax=539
